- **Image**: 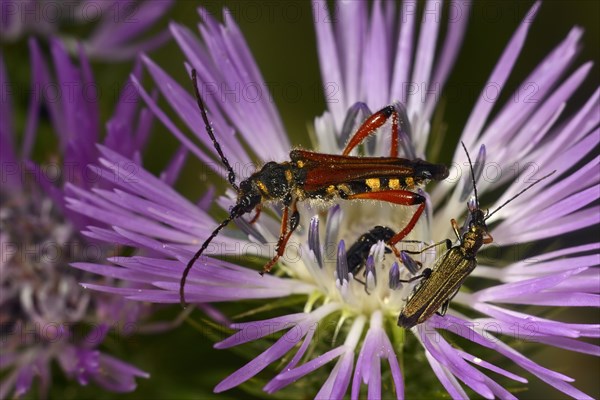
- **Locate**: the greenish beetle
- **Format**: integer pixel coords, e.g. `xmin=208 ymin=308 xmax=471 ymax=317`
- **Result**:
xmin=397 ymin=143 xmax=556 ymax=329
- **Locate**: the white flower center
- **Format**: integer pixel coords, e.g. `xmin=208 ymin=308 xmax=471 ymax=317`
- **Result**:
xmin=284 ymin=196 xmax=440 ymax=318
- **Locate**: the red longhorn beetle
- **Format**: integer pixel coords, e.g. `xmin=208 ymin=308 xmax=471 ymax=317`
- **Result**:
xmin=180 ymin=69 xmax=449 ymax=306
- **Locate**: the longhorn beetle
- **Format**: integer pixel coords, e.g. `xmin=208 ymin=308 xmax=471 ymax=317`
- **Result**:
xmin=397 ymin=142 xmax=556 ymax=328
xmin=180 ymin=69 xmax=449 ymax=306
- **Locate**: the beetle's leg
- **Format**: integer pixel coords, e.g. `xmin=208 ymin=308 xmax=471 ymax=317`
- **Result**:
xmin=347 ymin=190 xmax=427 ymax=259
xmin=261 ymin=199 xmax=299 ymax=275
xmin=389 ymin=204 xmax=426 ymax=247
xmin=249 ymin=204 xmax=262 ymax=224
xmin=437 ymin=288 xmax=460 ymax=317
xmin=394 ymin=239 xmax=451 ymax=275
xmin=352 ymin=277 xmax=369 ymax=294
xmin=484 ymin=231 xmax=494 ymax=244
xmin=439 ymin=300 xmax=450 ymax=317
xmin=390 ymin=110 xmax=399 ymax=157
xmin=348 ymin=190 xmax=427 ymax=249
xmin=386 ymin=239 xmax=427 ymax=259
xmin=343 ymin=105 xmax=399 ymax=156
xmin=399 ymin=267 xmax=432 ymax=283
xmin=260 ymin=203 xmax=289 ymax=275
xmin=401 ymin=239 xmax=452 ymax=255
xmin=451 ymin=219 xmax=461 ymax=241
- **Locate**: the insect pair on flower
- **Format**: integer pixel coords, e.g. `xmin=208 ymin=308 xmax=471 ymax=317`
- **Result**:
xmin=182 ymin=69 xmax=554 ymax=329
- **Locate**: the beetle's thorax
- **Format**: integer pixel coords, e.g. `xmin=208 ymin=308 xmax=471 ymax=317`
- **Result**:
xmin=237 ymin=161 xmax=303 ymax=210
xmin=460 ymin=224 xmax=486 ymax=259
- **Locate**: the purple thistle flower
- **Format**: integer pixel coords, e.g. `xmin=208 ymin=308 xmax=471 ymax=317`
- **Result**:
xmin=0 ymin=0 xmax=172 ymax=61
xmin=66 ymin=1 xmax=598 ymax=398
xmin=0 ymin=39 xmax=159 ymax=398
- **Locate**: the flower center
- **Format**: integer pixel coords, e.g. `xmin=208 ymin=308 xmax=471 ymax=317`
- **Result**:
xmin=285 ymin=199 xmax=440 ymax=318
xmin=0 ymin=188 xmax=107 ymax=342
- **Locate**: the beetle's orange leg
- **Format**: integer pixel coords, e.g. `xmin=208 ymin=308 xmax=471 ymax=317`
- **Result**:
xmin=451 ymin=219 xmax=461 ymax=240
xmin=484 ymin=231 xmax=493 ymax=244
xmin=249 ymin=204 xmax=262 ymax=224
xmin=343 ymin=105 xmax=399 ymax=156
xmin=346 ymin=190 xmax=426 ymax=248
xmin=261 ymin=199 xmax=299 ymax=275
xmin=390 ymin=111 xmax=399 ymax=157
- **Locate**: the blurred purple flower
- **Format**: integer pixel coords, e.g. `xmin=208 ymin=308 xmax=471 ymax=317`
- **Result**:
xmin=66 ymin=1 xmax=598 ymax=399
xmin=0 ymin=38 xmax=160 ymax=398
xmin=0 ymin=0 xmax=172 ymax=61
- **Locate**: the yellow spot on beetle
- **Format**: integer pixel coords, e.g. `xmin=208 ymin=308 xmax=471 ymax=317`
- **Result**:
xmin=296 ymin=160 xmax=305 ymax=168
xmin=326 ymin=185 xmax=336 ymax=195
xmin=338 ymin=184 xmax=352 ymax=195
xmin=405 ymin=177 xmax=415 ymax=187
xmin=285 ymin=170 xmax=293 ymax=182
xmin=256 ymin=181 xmax=268 ymax=194
xmin=366 ymin=178 xmax=381 ymax=191
xmin=389 ymin=178 xmax=401 ymax=190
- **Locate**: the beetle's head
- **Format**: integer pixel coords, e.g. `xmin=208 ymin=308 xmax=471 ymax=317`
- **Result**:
xmin=413 ymin=159 xmax=449 ymax=183
xmin=235 ymin=179 xmax=262 ymax=215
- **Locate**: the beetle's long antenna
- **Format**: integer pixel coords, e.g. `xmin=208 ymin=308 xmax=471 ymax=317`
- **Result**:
xmin=460 ymin=141 xmax=478 ymax=207
xmin=191 ymin=69 xmax=239 ymax=192
xmin=180 ymin=214 xmax=236 ymax=307
xmin=485 ymin=170 xmax=556 ymax=221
